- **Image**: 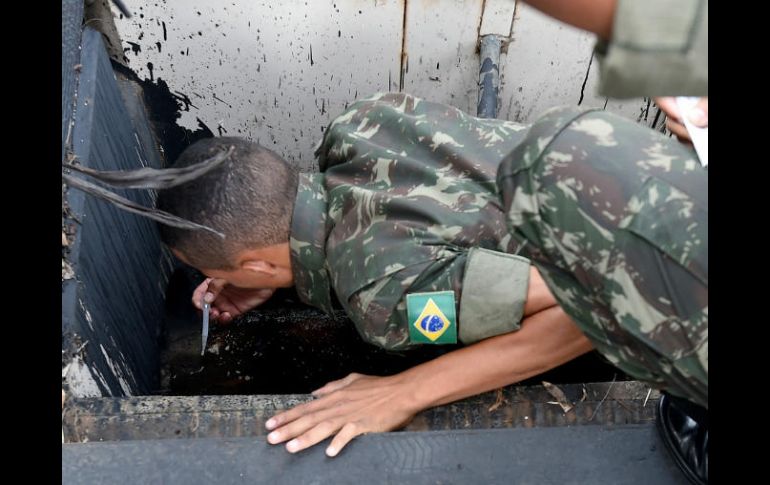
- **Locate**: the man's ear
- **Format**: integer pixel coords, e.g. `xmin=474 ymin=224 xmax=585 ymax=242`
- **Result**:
xmin=241 ymin=259 xmax=278 ymax=276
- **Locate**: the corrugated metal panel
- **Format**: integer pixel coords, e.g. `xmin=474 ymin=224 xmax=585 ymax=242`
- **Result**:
xmin=63 ymin=28 xmax=172 ymax=397
xmin=62 ymin=0 xmax=83 ymax=158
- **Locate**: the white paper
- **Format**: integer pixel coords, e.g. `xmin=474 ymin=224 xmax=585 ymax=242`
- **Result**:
xmin=676 ymin=96 xmax=708 ymax=167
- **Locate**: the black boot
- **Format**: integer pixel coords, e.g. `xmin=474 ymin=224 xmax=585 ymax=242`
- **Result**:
xmin=656 ymin=392 xmax=708 ymax=485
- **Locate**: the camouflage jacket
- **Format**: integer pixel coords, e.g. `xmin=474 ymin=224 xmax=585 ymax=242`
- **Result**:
xmin=290 ymin=93 xmax=533 ymax=350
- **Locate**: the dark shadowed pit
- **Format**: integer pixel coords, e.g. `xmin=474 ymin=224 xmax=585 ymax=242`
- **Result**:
xmin=159 ymin=267 xmax=628 ymax=396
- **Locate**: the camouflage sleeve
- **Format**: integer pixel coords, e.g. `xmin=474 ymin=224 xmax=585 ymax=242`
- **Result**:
xmin=339 ymin=245 xmax=531 ymax=351
xmin=594 ymin=0 xmax=707 ymax=97
xmin=458 ymin=248 xmax=530 ymax=344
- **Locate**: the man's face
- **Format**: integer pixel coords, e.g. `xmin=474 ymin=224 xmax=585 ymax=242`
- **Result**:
xmin=196 ymin=265 xmax=280 ymax=290
xmin=171 ymin=248 xmax=291 ymax=290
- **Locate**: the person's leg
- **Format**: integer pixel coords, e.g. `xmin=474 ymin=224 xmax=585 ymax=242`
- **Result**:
xmin=497 ymin=106 xmax=707 ymax=408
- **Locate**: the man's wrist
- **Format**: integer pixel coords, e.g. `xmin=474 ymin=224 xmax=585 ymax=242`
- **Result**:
xmin=392 ymin=365 xmax=444 ymax=413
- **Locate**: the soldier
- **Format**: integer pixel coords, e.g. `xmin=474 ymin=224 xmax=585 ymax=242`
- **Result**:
xmin=504 ymin=1 xmax=708 ymax=483
xmin=157 ymin=91 xmax=707 ymax=474
xmin=157 ymin=92 xmax=593 ymax=457
xmin=497 ymin=106 xmax=707 ymax=483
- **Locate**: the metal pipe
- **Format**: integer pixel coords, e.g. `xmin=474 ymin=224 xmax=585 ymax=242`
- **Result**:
xmin=477 ymin=35 xmax=501 ymax=119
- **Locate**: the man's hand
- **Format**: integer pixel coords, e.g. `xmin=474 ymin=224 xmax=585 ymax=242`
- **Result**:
xmin=192 ymin=277 xmax=275 ymax=323
xmin=265 ymin=305 xmax=592 ymax=457
xmin=265 ymin=372 xmax=419 ymax=457
xmin=655 ymin=97 xmax=708 ymax=145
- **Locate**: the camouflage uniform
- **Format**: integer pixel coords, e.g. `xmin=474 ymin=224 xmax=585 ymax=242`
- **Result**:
xmin=290 ymin=93 xmax=533 ymax=351
xmin=497 ymin=106 xmax=707 ymax=408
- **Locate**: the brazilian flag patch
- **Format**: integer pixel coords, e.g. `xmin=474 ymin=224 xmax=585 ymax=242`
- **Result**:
xmin=406 ymin=291 xmax=457 ymax=344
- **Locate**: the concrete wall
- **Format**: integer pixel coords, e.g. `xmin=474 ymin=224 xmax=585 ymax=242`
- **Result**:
xmin=113 ymin=1 xmax=663 ymax=170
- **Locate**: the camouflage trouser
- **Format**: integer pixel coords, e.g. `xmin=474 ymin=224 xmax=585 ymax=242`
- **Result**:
xmin=497 ymin=107 xmax=708 ymax=409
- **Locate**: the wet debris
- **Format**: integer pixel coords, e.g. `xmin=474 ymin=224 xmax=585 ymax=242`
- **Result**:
xmin=488 ymin=388 xmax=508 ymax=412
xmin=643 ymin=387 xmax=652 ymax=407
xmin=62 ymin=259 xmax=75 ymax=280
xmin=543 ymin=381 xmax=574 ymax=413
xmin=580 ymin=384 xmax=588 ymax=403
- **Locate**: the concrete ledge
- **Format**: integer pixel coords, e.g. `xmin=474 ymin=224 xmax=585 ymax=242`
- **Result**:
xmin=63 ymin=381 xmax=659 ymax=442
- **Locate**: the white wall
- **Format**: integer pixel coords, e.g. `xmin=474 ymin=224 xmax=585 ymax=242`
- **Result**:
xmin=114 ymin=1 xmax=657 ymax=170
xmin=501 ymin=4 xmax=658 ymax=126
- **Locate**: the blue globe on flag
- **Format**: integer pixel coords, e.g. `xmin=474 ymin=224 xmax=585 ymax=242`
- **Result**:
xmin=420 ymin=314 xmax=444 ymax=333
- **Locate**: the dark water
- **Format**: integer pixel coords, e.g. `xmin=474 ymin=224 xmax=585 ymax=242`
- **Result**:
xmin=157 ymin=268 xmax=625 ymax=395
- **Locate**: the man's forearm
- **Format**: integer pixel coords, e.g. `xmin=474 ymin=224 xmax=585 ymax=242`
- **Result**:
xmin=522 ymin=0 xmax=617 ymax=40
xmin=400 ymin=305 xmax=593 ymax=411
xmin=264 ymin=303 xmax=593 ymax=456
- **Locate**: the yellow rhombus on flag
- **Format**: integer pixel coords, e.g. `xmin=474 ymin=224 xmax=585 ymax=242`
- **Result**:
xmin=413 ymin=297 xmax=452 ymax=342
